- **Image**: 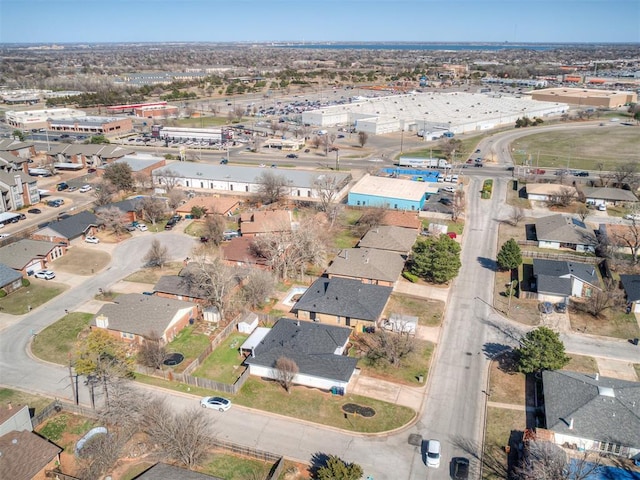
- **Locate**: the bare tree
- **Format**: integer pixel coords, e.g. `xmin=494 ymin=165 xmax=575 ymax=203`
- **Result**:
xmin=357 ymin=131 xmax=368 ymax=148
xmin=548 ymin=186 xmax=575 ymax=207
xmin=96 ymin=206 xmax=128 ymax=238
xmin=144 ymin=239 xmax=170 ymax=268
xmin=313 ymin=174 xmax=341 ymax=212
xmin=269 ymin=119 xmax=279 ymax=136
xmin=138 ymin=196 xmax=167 ymax=229
xmin=183 ymin=256 xmax=236 ymax=318
xmin=582 ymin=277 xmax=624 ymax=317
xmin=242 ymin=269 xmax=275 ymax=308
xmin=167 ymin=189 xmax=185 ymax=210
xmin=76 ymin=429 xmax=127 ymax=480
xmin=612 ymin=218 xmax=640 ymax=264
xmin=576 ymin=203 xmax=590 ymax=222
xmin=612 ymin=162 xmax=639 ymax=188
xmin=355 ymin=207 xmax=386 ymax=236
xmin=359 ymin=329 xmax=416 ymax=368
xmin=510 ymin=207 xmax=525 ymax=226
xmin=92 ymin=180 xmax=116 ymax=207
xmin=254 ymin=171 xmax=290 ymax=205
xmin=201 ymin=214 xmax=226 ymax=245
xmin=274 ymin=356 xmax=298 ymax=393
xmin=133 ymin=170 xmax=153 ymax=190
xmin=156 ymin=168 xmax=183 ymax=192
xmin=137 ymin=331 xmax=168 ymax=369
xmin=513 ymin=440 xmax=601 ymax=480
xmin=451 ymin=189 xmax=465 ymax=222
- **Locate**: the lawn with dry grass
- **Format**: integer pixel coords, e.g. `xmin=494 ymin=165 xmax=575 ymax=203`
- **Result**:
xmin=483 ymin=408 xmax=525 ymax=479
xmin=487 ymin=359 xmax=525 ymax=405
xmin=568 ymin=305 xmax=640 ymax=339
xmin=0 ymin=388 xmax=53 ymax=416
xmin=124 ymin=261 xmax=184 ymax=283
xmin=384 ymin=294 xmax=445 ymax=327
xmin=52 ymin=247 xmax=111 ymax=275
xmin=563 ymin=354 xmax=599 ymax=375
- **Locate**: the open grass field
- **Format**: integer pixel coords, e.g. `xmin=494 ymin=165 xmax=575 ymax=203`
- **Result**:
xmin=193 ymin=333 xmax=248 ymax=383
xmin=52 ymin=247 xmax=111 ymax=275
xmin=31 ymin=312 xmax=93 ymax=364
xmin=511 ymin=127 xmax=640 ymax=171
xmin=0 ymin=280 xmax=67 ymax=315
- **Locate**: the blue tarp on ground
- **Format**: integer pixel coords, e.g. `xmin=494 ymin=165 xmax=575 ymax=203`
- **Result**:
xmin=381 ymin=168 xmax=440 ymax=179
xmin=570 ymin=460 xmax=640 ymax=480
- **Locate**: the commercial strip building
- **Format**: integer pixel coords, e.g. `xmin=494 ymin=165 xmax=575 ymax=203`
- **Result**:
xmin=4 ymin=108 xmax=85 ymax=130
xmin=301 ymin=91 xmax=569 ymax=135
xmin=48 ymin=115 xmax=133 ymax=136
xmin=530 ymin=87 xmax=637 ymax=108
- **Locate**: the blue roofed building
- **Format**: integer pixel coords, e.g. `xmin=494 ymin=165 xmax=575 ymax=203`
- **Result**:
xmin=348 ymin=174 xmax=436 ymax=211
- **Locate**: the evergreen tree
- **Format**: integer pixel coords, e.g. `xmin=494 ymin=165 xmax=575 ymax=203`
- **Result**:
xmin=410 ymin=234 xmax=461 ymax=284
xmin=497 ymin=238 xmax=522 ymax=271
xmin=317 ymin=455 xmax=363 ymax=480
xmin=515 ymin=327 xmax=570 ymax=374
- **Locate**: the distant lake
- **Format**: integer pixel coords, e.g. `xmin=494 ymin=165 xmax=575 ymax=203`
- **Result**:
xmin=278 ymin=43 xmax=560 ymax=51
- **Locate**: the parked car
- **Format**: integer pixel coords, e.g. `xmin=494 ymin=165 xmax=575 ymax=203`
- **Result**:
xmin=530 ymin=168 xmax=546 ymax=175
xmin=87 ymin=168 xmax=97 ymax=173
xmin=440 ymin=198 xmax=452 ymax=206
xmin=27 ymin=208 xmax=42 ymax=214
xmin=474 ymin=163 xmax=484 ymax=168
xmin=442 ymin=186 xmax=456 ymax=193
xmin=137 ymin=224 xmax=148 ymax=232
xmin=79 ymin=184 xmax=92 ymax=193
xmin=67 ymin=186 xmax=78 ymax=192
xmin=200 ymin=396 xmax=231 ymax=412
xmin=286 ymin=153 xmax=299 ymax=158
xmin=426 ymin=440 xmax=441 ymax=468
xmin=34 ymin=270 xmax=55 ymax=280
xmin=47 ymin=199 xmax=64 ymax=207
xmin=85 ymin=236 xmax=100 ymax=244
xmin=126 ymin=223 xmax=137 ymax=232
xmin=574 ymin=171 xmax=589 ymax=177
xmin=538 ymin=302 xmax=553 ymax=314
xmin=452 ymin=457 xmax=470 ymax=479
xmin=597 ymin=204 xmax=607 ymax=211
xmin=56 ymin=182 xmax=69 ymax=191
xmin=555 ymin=302 xmax=567 ymax=313
xmin=220 ymin=158 xmax=228 ymax=164
xmin=223 ymin=230 xmax=240 ymax=241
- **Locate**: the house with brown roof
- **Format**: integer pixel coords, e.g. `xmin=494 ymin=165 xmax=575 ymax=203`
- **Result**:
xmin=0 ymin=429 xmax=62 ymax=480
xmin=357 ymin=225 xmax=418 ymax=254
xmin=92 ymin=293 xmax=199 ymax=344
xmin=325 ymin=248 xmax=406 ymax=287
xmin=380 ymin=210 xmax=422 ymax=230
xmin=176 ymin=196 xmax=240 ymax=218
xmin=221 ymin=237 xmax=268 ymax=269
xmin=239 ymin=210 xmax=292 ymax=237
xmin=0 ymin=239 xmax=65 ymax=275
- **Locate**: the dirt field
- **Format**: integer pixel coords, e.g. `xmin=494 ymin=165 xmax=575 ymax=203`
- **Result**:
xmin=511 ymin=126 xmax=640 ymax=171
xmin=52 ymin=247 xmax=111 ymax=275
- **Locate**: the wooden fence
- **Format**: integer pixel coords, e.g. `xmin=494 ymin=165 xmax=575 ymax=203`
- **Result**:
xmin=520 ymin=249 xmax=600 ymax=264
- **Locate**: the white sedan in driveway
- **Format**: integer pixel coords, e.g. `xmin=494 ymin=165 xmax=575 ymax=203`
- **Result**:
xmin=85 ymin=236 xmax=100 ymax=244
xmin=137 ymin=224 xmax=148 ymax=232
xmin=34 ymin=270 xmax=55 ymax=280
xmin=200 ymin=396 xmax=232 ymax=412
xmin=79 ymin=185 xmax=92 ymax=193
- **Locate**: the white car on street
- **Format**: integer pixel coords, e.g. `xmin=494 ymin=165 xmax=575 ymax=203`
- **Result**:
xmin=85 ymin=236 xmax=100 ymax=244
xmin=426 ymin=439 xmax=441 ymax=468
xmin=34 ymin=270 xmax=55 ymax=280
xmin=137 ymin=224 xmax=148 ymax=232
xmin=79 ymin=185 xmax=92 ymax=193
xmin=200 ymin=396 xmax=231 ymax=412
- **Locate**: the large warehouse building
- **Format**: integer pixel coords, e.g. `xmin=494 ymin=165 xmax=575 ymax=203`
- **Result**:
xmin=5 ymin=108 xmax=86 ymax=130
xmin=530 ymin=87 xmax=637 ymax=108
xmin=301 ymin=91 xmax=569 ymax=135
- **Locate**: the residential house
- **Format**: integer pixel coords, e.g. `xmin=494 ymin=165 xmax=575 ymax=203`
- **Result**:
xmin=0 ymin=264 xmax=23 ymax=295
xmin=154 ymin=265 xmax=210 ymax=304
xmin=0 ymin=405 xmax=33 ymax=437
xmin=31 ymin=211 xmax=100 ymax=245
xmin=135 ymin=463 xmax=224 ymax=479
xmin=0 ymin=171 xmax=40 ymax=212
xmin=100 ymin=154 xmax=166 ymax=181
xmin=47 ymin=144 xmax=134 ymax=168
xmin=347 ymin=174 xmax=431 ymax=211
xmin=176 ymin=196 xmax=240 ymax=218
xmin=239 ymin=210 xmax=292 ymax=237
xmin=292 ymin=276 xmax=392 ymax=330
xmin=532 ymin=259 xmax=600 ymax=303
xmin=0 ymin=429 xmax=63 ymax=480
xmin=583 ymin=187 xmax=638 ymax=208
xmin=97 ymin=198 xmax=145 ymax=224
xmin=325 ymin=248 xmax=406 ymax=287
xmin=541 ymin=370 xmax=640 ymax=459
xmin=92 ymin=293 xmax=199 ymax=344
xmin=525 ymin=183 xmax=577 ymax=202
xmin=221 ymin=237 xmax=269 ymax=269
xmin=379 ymin=210 xmax=422 ymax=230
xmin=619 ymin=274 xmax=640 ymax=313
xmin=598 ymin=223 xmax=640 ymax=257
xmin=0 ymin=239 xmax=65 ymax=275
xmin=243 ymin=318 xmax=358 ymax=393
xmin=534 ymin=214 xmax=597 ymax=253
xmin=357 ymin=225 xmax=418 ymax=254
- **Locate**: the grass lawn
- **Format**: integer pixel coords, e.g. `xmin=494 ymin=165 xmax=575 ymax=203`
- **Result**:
xmin=193 ymin=333 xmax=248 ymax=383
xmin=568 ymin=306 xmax=640 ymax=339
xmin=421 ymin=218 xmax=465 ymax=235
xmin=332 ymin=227 xmax=361 ymax=249
xmin=354 ymin=338 xmax=434 ymax=386
xmin=123 ymin=262 xmax=183 ymax=283
xmin=0 ymin=388 xmax=53 ymax=416
xmin=511 ymin=127 xmax=640 ymax=171
xmin=134 ymin=374 xmax=415 ymax=433
xmin=488 ymin=361 xmax=525 ymax=405
xmin=493 ymin=260 xmax=540 ymax=327
xmin=563 ymin=354 xmax=599 ymax=375
xmin=384 ymin=294 xmax=445 ymax=327
xmin=31 ymin=312 xmax=92 ymax=365
xmin=166 ymin=325 xmax=211 ymax=372
xmin=0 ymin=281 xmax=67 ymax=315
xmin=52 ymin=247 xmax=111 ymax=275
xmin=121 ymin=462 xmax=156 ymax=480
xmin=505 ymin=182 xmax=531 ymax=209
xmin=203 ymin=452 xmax=272 ymax=480
xmin=483 ymin=407 xmax=525 ymax=480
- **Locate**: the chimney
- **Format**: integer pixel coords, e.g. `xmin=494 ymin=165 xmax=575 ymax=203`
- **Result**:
xmin=95 ymin=314 xmax=109 ymax=329
xmin=569 ymin=418 xmax=574 ymax=430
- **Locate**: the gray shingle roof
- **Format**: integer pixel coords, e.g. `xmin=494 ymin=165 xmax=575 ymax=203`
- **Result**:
xmin=244 ymin=318 xmax=358 ymax=382
xmin=0 ymin=263 xmax=22 ymax=288
xmin=543 ymin=370 xmax=640 ymax=448
xmin=37 ymin=211 xmax=100 ymax=240
xmin=357 ymin=225 xmax=418 ymax=253
xmin=582 ymin=187 xmax=638 ymax=202
xmin=325 ymin=248 xmax=406 ymax=283
xmin=92 ymin=293 xmax=196 ymax=337
xmin=619 ymin=274 xmax=640 ymax=302
xmin=135 ymin=463 xmax=223 ymax=479
xmin=293 ymin=277 xmax=392 ymax=322
xmin=47 ymin=144 xmax=134 ymax=159
xmin=153 ymin=275 xmax=208 ymax=300
xmin=0 ymin=239 xmax=56 ymax=270
xmin=533 ymin=259 xmax=600 ymax=296
xmin=535 ymin=214 xmax=597 ymax=246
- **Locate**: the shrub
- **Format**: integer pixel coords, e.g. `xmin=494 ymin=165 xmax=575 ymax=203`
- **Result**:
xmin=402 ymin=271 xmax=419 ymax=283
xmin=22 ymin=278 xmax=30 ymax=287
xmin=0 ymin=290 xmax=6 ymax=298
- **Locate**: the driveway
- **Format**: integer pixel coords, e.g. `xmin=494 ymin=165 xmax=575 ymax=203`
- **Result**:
xmin=394 ymin=280 xmax=450 ymax=303
xmin=348 ymin=371 xmax=425 ymax=412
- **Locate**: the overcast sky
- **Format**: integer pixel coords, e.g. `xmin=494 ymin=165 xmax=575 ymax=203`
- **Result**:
xmin=1 ymin=0 xmax=639 ymax=44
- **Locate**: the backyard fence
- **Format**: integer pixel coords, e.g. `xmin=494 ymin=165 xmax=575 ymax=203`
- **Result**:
xmin=182 ymin=313 xmax=241 ymax=376
xmin=520 ymin=249 xmax=600 ymax=264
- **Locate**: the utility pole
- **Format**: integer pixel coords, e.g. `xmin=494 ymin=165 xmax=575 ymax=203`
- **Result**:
xmin=68 ymin=354 xmax=77 ymax=405
xmin=335 ymin=149 xmax=340 ymax=171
